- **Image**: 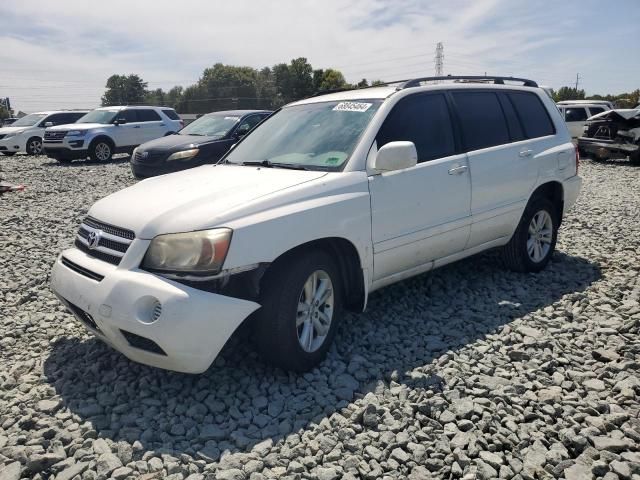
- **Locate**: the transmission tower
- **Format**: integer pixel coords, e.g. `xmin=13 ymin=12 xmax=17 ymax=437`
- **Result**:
xmin=435 ymin=42 xmax=444 ymax=78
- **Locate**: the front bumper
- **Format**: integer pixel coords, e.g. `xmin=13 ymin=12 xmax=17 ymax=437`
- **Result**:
xmin=130 ymin=156 xmax=204 ymax=178
xmin=43 ymin=144 xmax=88 ymax=160
xmin=0 ymin=136 xmax=23 ymax=153
xmin=50 ymin=248 xmax=260 ymax=373
xmin=563 ymin=175 xmax=582 ymax=215
xmin=577 ymin=137 xmax=639 ymax=159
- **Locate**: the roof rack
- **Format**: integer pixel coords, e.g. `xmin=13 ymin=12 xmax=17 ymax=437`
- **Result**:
xmin=397 ymin=75 xmax=538 ymax=89
xmin=307 ymin=75 xmax=538 ymax=98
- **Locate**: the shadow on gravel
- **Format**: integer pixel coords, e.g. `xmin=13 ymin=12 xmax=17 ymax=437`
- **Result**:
xmin=42 ymin=155 xmax=131 ymax=168
xmin=43 ymin=250 xmax=602 ymax=461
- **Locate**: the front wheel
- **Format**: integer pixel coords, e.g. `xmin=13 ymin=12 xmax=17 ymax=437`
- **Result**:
xmin=26 ymin=137 xmax=43 ymax=155
xmin=90 ymin=140 xmax=113 ymax=162
xmin=502 ymin=197 xmax=558 ymax=273
xmin=253 ymin=250 xmax=343 ymax=372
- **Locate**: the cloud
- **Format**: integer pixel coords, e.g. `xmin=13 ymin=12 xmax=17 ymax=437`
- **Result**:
xmin=1 ymin=0 xmax=639 ymax=111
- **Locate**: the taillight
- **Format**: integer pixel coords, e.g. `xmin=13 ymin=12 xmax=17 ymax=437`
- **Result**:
xmin=575 ymin=145 xmax=580 ymax=175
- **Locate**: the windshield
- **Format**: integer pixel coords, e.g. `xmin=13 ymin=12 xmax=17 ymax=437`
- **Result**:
xmin=77 ymin=110 xmax=118 ymax=124
xmin=180 ymin=114 xmax=240 ymax=138
xmin=12 ymin=114 xmax=47 ymax=127
xmin=225 ymin=100 xmax=382 ymax=170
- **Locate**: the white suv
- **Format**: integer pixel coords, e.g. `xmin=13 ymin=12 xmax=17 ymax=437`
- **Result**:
xmin=43 ymin=106 xmax=183 ymax=163
xmin=0 ymin=110 xmax=88 ymax=156
xmin=50 ymin=76 xmax=581 ymax=373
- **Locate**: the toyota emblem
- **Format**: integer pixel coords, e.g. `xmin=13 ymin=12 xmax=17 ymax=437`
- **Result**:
xmin=87 ymin=230 xmax=102 ymax=250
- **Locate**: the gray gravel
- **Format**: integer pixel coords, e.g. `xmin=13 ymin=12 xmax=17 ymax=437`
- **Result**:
xmin=1 ymin=154 xmax=639 ymax=480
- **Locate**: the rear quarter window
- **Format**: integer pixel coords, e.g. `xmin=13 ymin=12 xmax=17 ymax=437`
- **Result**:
xmin=162 ymin=109 xmax=180 ymax=120
xmin=508 ymin=92 xmax=555 ymax=138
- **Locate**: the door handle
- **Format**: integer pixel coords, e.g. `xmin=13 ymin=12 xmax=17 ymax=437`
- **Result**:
xmin=519 ymin=149 xmax=533 ymax=157
xmin=133 ymin=125 xmax=141 ymax=128
xmin=448 ymin=165 xmax=469 ymax=175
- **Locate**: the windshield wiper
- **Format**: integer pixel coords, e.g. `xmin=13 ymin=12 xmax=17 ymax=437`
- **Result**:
xmin=241 ymin=160 xmax=309 ymax=170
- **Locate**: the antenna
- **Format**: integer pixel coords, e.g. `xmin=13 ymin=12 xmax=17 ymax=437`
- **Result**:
xmin=435 ymin=42 xmax=444 ymax=80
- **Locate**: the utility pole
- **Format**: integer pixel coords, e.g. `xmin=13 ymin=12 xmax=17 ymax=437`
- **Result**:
xmin=575 ymin=73 xmax=580 ymax=91
xmin=435 ymin=42 xmax=444 ymax=79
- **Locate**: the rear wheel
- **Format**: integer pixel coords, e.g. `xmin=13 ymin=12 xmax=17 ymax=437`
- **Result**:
xmin=253 ymin=250 xmax=343 ymax=372
xmin=502 ymin=197 xmax=558 ymax=273
xmin=26 ymin=137 xmax=43 ymax=155
xmin=90 ymin=139 xmax=113 ymax=162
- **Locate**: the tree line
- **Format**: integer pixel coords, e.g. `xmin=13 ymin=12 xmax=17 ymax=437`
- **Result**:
xmin=551 ymin=86 xmax=640 ymax=108
xmin=101 ymin=57 xmax=383 ymax=113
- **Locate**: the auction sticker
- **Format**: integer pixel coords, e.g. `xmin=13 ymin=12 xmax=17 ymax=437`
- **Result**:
xmin=333 ymin=102 xmax=372 ymax=112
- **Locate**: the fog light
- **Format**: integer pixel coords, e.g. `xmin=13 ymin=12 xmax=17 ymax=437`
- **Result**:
xmin=135 ymin=296 xmax=163 ymax=324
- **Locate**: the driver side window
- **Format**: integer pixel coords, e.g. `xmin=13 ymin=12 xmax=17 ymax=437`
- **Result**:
xmin=117 ymin=110 xmax=138 ymax=123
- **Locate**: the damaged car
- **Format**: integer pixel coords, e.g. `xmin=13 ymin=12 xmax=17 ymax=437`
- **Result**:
xmin=578 ymin=106 xmax=640 ymax=165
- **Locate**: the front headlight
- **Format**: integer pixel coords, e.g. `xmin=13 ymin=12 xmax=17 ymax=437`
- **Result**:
xmin=167 ymin=148 xmax=199 ymax=162
xmin=3 ymin=131 xmax=21 ymax=139
xmin=142 ymin=228 xmax=232 ymax=276
xmin=66 ymin=130 xmax=87 ymax=137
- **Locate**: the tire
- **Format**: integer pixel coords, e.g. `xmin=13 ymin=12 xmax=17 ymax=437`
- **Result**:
xmin=253 ymin=250 xmax=343 ymax=372
xmin=502 ymin=197 xmax=558 ymax=273
xmin=26 ymin=137 xmax=43 ymax=155
xmin=1 ymin=152 xmax=16 ymax=156
xmin=89 ymin=139 xmax=113 ymax=162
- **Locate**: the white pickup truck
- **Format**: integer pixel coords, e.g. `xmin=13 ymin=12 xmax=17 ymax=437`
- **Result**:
xmin=50 ymin=76 xmax=581 ymax=373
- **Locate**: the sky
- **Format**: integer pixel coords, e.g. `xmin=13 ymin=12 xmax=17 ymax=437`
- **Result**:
xmin=1 ymin=0 xmax=639 ymax=113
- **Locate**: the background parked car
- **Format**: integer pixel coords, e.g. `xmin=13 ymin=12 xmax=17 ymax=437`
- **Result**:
xmin=43 ymin=106 xmax=183 ymax=163
xmin=0 ymin=110 xmax=88 ymax=156
xmin=557 ymin=102 xmax=612 ymax=138
xmin=578 ymin=107 xmax=640 ymax=164
xmin=130 ymin=110 xmax=272 ymax=178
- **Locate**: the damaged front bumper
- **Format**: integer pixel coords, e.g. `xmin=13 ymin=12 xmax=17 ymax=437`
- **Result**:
xmin=577 ymin=136 xmax=639 ymax=159
xmin=50 ymin=248 xmax=261 ymax=373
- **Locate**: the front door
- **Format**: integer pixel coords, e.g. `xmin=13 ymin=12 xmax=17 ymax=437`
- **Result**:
xmin=369 ymin=92 xmax=472 ymax=282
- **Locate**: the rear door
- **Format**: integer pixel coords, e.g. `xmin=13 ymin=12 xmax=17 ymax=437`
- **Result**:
xmin=368 ymin=92 xmax=472 ymax=281
xmin=137 ymin=109 xmax=166 ymax=142
xmin=563 ymin=106 xmax=588 ymax=137
xmin=451 ymin=90 xmax=540 ymax=248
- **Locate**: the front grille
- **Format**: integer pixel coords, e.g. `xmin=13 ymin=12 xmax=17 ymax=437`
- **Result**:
xmin=120 ymin=330 xmax=166 ymax=355
xmin=75 ymin=216 xmax=135 ymax=265
xmin=133 ymin=150 xmax=166 ymax=164
xmin=61 ymin=256 xmax=104 ymax=281
xmin=67 ymin=302 xmax=101 ymax=332
xmin=44 ymin=131 xmax=67 ymax=143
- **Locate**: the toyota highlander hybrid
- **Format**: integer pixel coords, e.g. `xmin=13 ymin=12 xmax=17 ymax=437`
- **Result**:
xmin=50 ymin=76 xmax=582 ymax=373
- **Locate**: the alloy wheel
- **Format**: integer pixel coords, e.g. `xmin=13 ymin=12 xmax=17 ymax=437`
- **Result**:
xmin=527 ymin=210 xmax=553 ymax=262
xmin=296 ymin=270 xmax=334 ymax=353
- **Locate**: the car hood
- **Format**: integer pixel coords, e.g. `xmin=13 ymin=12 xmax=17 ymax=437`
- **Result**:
xmin=48 ymin=123 xmax=105 ymax=131
xmin=89 ymin=164 xmax=328 ymax=239
xmin=138 ymin=134 xmax=225 ymax=152
xmin=0 ymin=126 xmax=28 ymax=135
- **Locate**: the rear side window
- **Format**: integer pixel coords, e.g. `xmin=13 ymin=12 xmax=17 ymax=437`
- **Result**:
xmin=589 ymin=106 xmax=605 ymax=116
xmin=376 ymin=93 xmax=455 ymax=163
xmin=452 ymin=91 xmax=509 ymax=151
xmin=497 ymin=93 xmax=525 ymax=142
xmin=563 ymin=107 xmax=587 ymax=122
xmin=508 ymin=92 xmax=555 ymax=138
xmin=137 ymin=109 xmax=162 ymax=122
xmin=162 ymin=109 xmax=180 ymax=120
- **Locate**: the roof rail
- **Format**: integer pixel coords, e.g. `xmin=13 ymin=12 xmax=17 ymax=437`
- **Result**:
xmin=398 ymin=75 xmax=538 ymax=89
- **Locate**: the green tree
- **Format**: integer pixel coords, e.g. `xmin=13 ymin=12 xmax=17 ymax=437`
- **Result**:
xmin=319 ymin=69 xmax=348 ymax=91
xmin=356 ymin=78 xmax=369 ymax=88
xmin=553 ymin=86 xmax=585 ymax=102
xmin=0 ymin=105 xmax=10 ymax=121
xmin=101 ymin=74 xmax=148 ymax=106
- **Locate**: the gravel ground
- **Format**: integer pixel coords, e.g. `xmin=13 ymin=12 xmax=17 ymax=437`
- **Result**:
xmin=0 ymin=154 xmax=638 ymax=480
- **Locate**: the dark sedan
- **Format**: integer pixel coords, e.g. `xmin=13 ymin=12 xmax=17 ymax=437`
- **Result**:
xmin=130 ymin=109 xmax=272 ymax=178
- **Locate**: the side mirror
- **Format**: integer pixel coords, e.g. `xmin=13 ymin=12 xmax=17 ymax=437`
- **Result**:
xmin=114 ymin=118 xmax=127 ymax=125
xmin=235 ymin=125 xmax=250 ymax=138
xmin=44 ymin=121 xmax=54 ymax=127
xmin=373 ymin=141 xmax=418 ymax=172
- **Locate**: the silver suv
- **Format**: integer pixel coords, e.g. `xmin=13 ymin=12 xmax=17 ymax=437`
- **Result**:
xmin=43 ymin=106 xmax=183 ymax=163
